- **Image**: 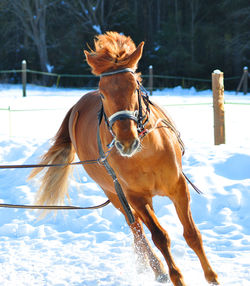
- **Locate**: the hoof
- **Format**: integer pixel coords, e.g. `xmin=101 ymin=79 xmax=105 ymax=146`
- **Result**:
xmin=156 ymin=273 xmax=170 ymax=283
xmin=210 ymin=281 xmax=220 ymax=285
xmin=206 ymin=271 xmax=220 ymax=285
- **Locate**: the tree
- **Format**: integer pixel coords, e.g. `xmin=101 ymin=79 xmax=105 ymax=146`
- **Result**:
xmin=0 ymin=0 xmax=249 ymax=89
xmin=222 ymin=0 xmax=250 ymax=75
xmin=8 ymin=0 xmax=58 ymax=74
xmin=63 ymin=0 xmax=124 ymax=35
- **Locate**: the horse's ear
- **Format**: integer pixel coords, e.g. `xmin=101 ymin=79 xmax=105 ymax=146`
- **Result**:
xmin=84 ymin=50 xmax=95 ymax=70
xmin=127 ymin=41 xmax=144 ymax=69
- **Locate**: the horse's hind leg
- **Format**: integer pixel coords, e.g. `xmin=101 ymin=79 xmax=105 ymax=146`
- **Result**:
xmin=130 ymin=216 xmax=169 ymax=283
xmin=104 ymin=190 xmax=168 ymax=282
xmin=171 ymin=174 xmax=219 ymax=285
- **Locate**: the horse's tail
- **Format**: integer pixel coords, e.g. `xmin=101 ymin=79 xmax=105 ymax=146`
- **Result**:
xmin=28 ymin=107 xmax=75 ymax=210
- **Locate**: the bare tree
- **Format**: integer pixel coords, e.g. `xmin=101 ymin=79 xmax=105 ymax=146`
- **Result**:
xmin=187 ymin=0 xmax=203 ymax=63
xmin=63 ymin=0 xmax=123 ymax=35
xmin=174 ymin=0 xmax=182 ymax=44
xmin=224 ymin=1 xmax=250 ymax=74
xmin=9 ymin=0 xmax=58 ymax=74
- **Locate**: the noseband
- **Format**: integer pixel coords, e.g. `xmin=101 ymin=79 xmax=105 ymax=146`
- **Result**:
xmin=99 ymin=68 xmax=151 ymax=139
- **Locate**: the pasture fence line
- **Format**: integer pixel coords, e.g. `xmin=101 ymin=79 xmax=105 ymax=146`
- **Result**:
xmin=0 ymin=105 xmax=67 ymax=138
xmin=0 ymin=61 xmax=243 ymax=97
xmin=1 ymin=100 xmax=249 ymax=140
xmin=0 ymin=63 xmax=249 ymax=145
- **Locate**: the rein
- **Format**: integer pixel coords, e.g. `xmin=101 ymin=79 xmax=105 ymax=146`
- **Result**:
xmin=0 ymin=200 xmax=110 ymax=210
xmin=0 ymin=68 xmax=202 ymax=214
xmin=0 ymin=156 xmax=111 ymax=210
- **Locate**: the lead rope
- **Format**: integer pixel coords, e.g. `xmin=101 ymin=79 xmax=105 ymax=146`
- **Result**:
xmin=97 ymin=106 xmax=135 ymax=224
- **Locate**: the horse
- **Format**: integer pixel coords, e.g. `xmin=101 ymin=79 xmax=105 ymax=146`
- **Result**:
xmin=29 ymin=31 xmax=219 ymax=286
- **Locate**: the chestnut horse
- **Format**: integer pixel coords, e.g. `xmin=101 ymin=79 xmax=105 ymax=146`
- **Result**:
xmin=29 ymin=32 xmax=219 ymax=286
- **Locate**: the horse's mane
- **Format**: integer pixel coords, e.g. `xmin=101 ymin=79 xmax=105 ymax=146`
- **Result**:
xmin=85 ymin=31 xmax=139 ymax=76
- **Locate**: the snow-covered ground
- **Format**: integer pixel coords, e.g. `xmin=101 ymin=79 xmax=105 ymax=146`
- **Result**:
xmin=0 ymin=84 xmax=249 ymax=285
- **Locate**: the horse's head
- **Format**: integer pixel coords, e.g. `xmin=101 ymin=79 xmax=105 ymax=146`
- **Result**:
xmin=84 ymin=32 xmax=145 ymax=157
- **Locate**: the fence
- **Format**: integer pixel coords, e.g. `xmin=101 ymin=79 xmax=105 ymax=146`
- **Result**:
xmin=1 ymin=64 xmax=250 ymax=145
xmin=0 ymin=105 xmax=67 ymax=139
xmin=0 ymin=61 xmax=246 ymax=95
xmin=2 ymin=99 xmax=250 ymax=144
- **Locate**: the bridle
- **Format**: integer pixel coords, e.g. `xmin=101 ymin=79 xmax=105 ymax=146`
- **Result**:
xmin=96 ymin=68 xmax=190 ymax=225
xmin=99 ymin=68 xmax=151 ymax=142
xmin=96 ymin=68 xmax=153 ymax=225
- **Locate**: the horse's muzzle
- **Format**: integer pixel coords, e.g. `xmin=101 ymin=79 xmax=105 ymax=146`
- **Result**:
xmin=115 ymin=138 xmax=140 ymax=157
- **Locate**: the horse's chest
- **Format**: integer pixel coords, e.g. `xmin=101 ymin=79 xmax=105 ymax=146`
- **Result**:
xmin=116 ymin=163 xmax=167 ymax=196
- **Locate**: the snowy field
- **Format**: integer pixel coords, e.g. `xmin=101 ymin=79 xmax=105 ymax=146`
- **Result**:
xmin=0 ymin=84 xmax=250 ymax=286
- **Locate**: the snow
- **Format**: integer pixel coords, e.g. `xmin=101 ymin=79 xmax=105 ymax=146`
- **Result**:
xmin=0 ymin=84 xmax=250 ymax=285
xmin=93 ymin=25 xmax=102 ymax=34
xmin=46 ymin=64 xmax=54 ymax=73
xmin=213 ymin=69 xmax=222 ymax=74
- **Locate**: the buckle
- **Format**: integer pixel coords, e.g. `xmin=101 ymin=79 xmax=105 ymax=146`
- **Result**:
xmin=98 ymin=156 xmax=107 ymax=166
xmin=138 ymin=129 xmax=148 ymax=138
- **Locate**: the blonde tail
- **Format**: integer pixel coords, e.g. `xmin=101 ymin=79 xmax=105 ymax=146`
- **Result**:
xmin=28 ymin=108 xmax=75 ymax=210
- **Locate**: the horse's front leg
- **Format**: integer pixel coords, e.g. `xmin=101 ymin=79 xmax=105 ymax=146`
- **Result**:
xmin=128 ymin=194 xmax=187 ymax=286
xmin=130 ymin=217 xmax=169 ymax=283
xmin=171 ymin=174 xmax=219 ymax=285
xmin=102 ymin=189 xmax=168 ymax=282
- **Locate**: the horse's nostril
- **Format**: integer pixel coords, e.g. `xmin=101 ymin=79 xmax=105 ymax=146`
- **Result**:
xmin=115 ymin=139 xmax=140 ymax=157
xmin=115 ymin=141 xmax=123 ymax=151
xmin=132 ymin=139 xmax=140 ymax=150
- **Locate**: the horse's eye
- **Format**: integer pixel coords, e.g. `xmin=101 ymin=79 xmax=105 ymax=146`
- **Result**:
xmin=100 ymin=93 xmax=105 ymax=99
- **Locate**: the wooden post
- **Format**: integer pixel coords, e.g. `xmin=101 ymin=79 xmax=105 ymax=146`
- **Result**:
xmin=243 ymin=66 xmax=248 ymax=95
xmin=148 ymin=65 xmax=153 ymax=95
xmin=212 ymin=69 xmax=225 ymax=145
xmin=182 ymin=78 xmax=185 ymax=89
xmin=236 ymin=66 xmax=249 ymax=95
xmin=22 ymin=60 xmax=27 ymax=97
xmin=56 ymin=75 xmax=61 ymax=87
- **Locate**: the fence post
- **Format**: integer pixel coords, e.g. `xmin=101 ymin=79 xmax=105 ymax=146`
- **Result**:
xmin=212 ymin=69 xmax=225 ymax=145
xmin=22 ymin=60 xmax=27 ymax=97
xmin=148 ymin=65 xmax=153 ymax=95
xmin=236 ymin=66 xmax=249 ymax=95
xmin=56 ymin=75 xmax=61 ymax=87
xmin=243 ymin=66 xmax=248 ymax=95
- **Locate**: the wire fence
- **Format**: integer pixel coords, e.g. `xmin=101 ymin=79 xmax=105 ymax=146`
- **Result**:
xmin=0 ymin=67 xmax=249 ymax=141
xmin=0 ymin=67 xmax=249 ymax=144
xmin=0 ymin=67 xmax=242 ymax=91
xmin=1 ymin=100 xmax=249 ymax=140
